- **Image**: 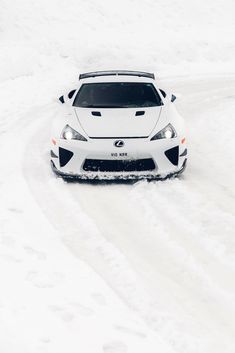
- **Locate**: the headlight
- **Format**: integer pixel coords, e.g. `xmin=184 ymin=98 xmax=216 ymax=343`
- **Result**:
xmin=61 ymin=125 xmax=87 ymax=141
xmin=150 ymin=123 xmax=177 ymax=141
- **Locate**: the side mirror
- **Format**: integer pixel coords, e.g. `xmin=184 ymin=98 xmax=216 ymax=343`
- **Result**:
xmin=171 ymin=94 xmax=177 ymax=102
xmin=58 ymin=90 xmax=76 ymax=104
xmin=59 ymin=95 xmax=65 ymax=104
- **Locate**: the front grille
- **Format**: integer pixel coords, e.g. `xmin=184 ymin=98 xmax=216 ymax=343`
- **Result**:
xmin=83 ymin=158 xmax=155 ymax=172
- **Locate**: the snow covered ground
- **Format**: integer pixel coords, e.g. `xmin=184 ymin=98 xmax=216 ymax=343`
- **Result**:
xmin=1 ymin=0 xmax=235 ymax=352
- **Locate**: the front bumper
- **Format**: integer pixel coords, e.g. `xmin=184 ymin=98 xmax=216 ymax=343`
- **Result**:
xmin=50 ymin=137 xmax=187 ymax=180
xmin=51 ymin=158 xmax=187 ymax=180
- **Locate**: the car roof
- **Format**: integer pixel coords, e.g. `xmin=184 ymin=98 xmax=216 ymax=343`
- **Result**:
xmin=79 ymin=70 xmax=155 ymax=83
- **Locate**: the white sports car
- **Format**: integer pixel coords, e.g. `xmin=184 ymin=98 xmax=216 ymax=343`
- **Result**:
xmin=51 ymin=70 xmax=187 ymax=180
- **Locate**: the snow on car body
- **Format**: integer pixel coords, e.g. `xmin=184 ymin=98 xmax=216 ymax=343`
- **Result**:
xmin=51 ymin=70 xmax=187 ymax=180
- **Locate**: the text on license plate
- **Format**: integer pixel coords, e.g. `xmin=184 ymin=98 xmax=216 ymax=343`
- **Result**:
xmin=111 ymin=153 xmax=128 ymax=157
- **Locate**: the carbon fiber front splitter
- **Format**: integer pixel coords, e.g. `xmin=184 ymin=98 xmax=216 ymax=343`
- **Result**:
xmin=50 ymin=159 xmax=187 ymax=182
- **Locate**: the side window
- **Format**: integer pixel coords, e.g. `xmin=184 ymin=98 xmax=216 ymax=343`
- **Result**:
xmin=68 ymin=89 xmax=76 ymax=99
xmin=160 ymin=89 xmax=166 ymax=98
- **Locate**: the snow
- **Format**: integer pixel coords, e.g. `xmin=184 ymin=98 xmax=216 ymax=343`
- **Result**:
xmin=1 ymin=0 xmax=235 ymax=352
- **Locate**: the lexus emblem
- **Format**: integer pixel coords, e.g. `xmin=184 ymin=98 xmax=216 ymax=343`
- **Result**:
xmin=114 ymin=140 xmax=124 ymax=148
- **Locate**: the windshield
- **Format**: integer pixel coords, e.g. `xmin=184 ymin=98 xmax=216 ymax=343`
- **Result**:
xmin=73 ymin=82 xmax=163 ymax=108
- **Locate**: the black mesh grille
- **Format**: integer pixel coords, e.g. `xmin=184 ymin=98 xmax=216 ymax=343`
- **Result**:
xmin=83 ymin=158 xmax=155 ymax=172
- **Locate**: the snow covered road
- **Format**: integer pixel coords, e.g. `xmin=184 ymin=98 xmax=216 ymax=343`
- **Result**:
xmin=1 ymin=0 xmax=235 ymax=350
xmin=16 ymin=75 xmax=235 ymax=353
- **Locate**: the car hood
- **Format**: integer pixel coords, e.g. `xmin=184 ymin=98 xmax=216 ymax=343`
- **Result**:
xmin=73 ymin=107 xmax=162 ymax=138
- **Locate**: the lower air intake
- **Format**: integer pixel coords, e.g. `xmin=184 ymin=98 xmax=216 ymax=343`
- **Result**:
xmin=83 ymin=158 xmax=155 ymax=172
xmin=59 ymin=147 xmax=74 ymax=167
xmin=165 ymin=146 xmax=179 ymax=166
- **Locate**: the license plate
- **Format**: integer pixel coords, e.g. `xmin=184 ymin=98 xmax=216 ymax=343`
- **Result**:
xmin=111 ymin=152 xmax=128 ymax=157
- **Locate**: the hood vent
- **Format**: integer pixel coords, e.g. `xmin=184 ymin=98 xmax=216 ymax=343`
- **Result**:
xmin=91 ymin=111 xmax=101 ymax=117
xmin=135 ymin=111 xmax=145 ymax=116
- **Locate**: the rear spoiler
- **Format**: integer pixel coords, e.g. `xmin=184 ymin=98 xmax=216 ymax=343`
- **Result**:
xmin=79 ymin=70 xmax=155 ymax=80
